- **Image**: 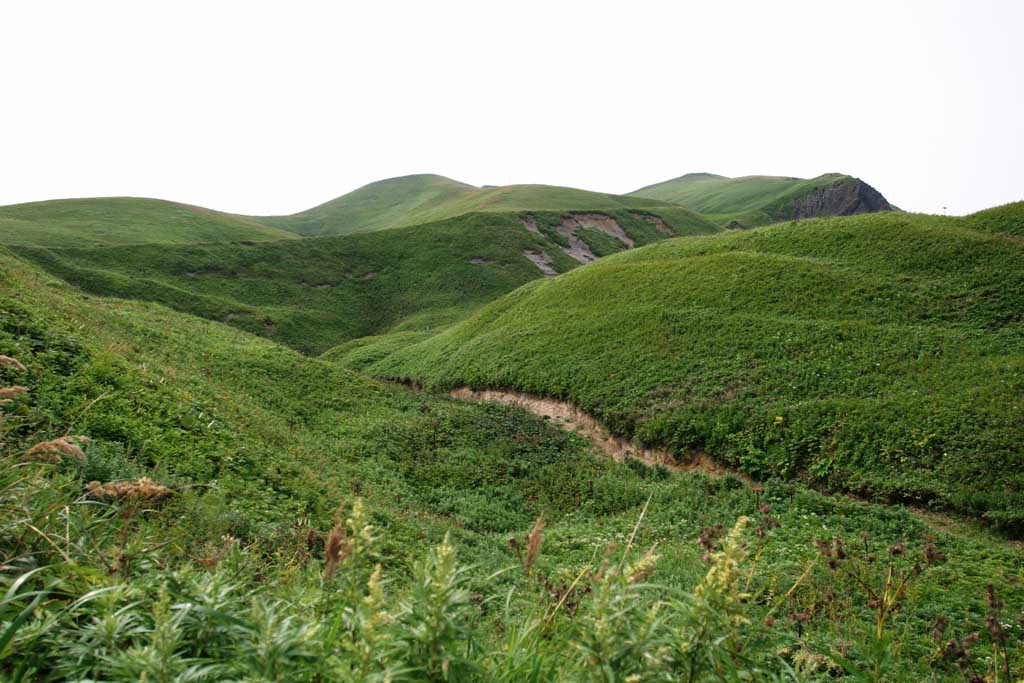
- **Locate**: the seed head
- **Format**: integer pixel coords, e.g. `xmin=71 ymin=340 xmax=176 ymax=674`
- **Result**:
xmin=0 ymin=386 xmax=28 ymax=400
xmin=0 ymin=356 xmax=26 ymax=372
xmin=26 ymin=435 xmax=90 ymax=462
xmin=523 ymin=516 xmax=544 ymax=574
xmin=323 ymin=522 xmax=350 ymax=580
xmin=85 ymin=476 xmax=172 ymax=504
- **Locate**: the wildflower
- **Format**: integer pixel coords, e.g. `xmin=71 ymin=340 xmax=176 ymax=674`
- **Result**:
xmin=324 ymin=521 xmax=350 ymax=580
xmin=695 ymin=517 xmax=751 ymax=623
xmin=628 ymin=544 xmax=659 ymax=584
xmin=923 ymin=543 xmax=946 ymax=564
xmin=0 ymin=356 xmax=26 ymax=372
xmin=523 ymin=516 xmax=543 ymax=574
xmin=26 ymin=435 xmax=90 ymax=462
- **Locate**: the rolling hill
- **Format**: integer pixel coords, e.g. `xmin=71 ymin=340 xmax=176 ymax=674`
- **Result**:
xmin=3 ymin=220 xmax=1022 ymax=681
xmin=363 ymin=204 xmax=1024 ymax=529
xmin=0 ymin=197 xmax=298 ymax=247
xmin=629 ymin=172 xmax=894 ymax=227
xmin=12 ymin=207 xmax=719 ymax=354
xmin=252 ymin=173 xmax=696 ymax=236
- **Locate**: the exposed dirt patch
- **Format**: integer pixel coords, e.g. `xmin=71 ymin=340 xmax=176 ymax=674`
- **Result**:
xmin=568 ymin=214 xmax=636 ymax=247
xmin=630 ymin=213 xmax=674 ymax=236
xmin=521 ymin=217 xmax=542 ymax=235
xmin=450 ymin=386 xmax=744 ymax=479
xmin=522 ymin=250 xmax=558 ymax=277
xmin=550 ymin=213 xmax=636 ymax=263
xmin=311 ymin=283 xmax=334 ymax=290
xmin=468 ymin=258 xmax=496 ymax=265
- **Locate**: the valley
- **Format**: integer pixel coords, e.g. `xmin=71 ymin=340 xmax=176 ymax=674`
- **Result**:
xmin=1 ymin=173 xmax=1022 ymax=681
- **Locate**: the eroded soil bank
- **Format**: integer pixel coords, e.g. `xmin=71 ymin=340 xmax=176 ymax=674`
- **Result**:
xmin=448 ymin=385 xmax=1016 ymax=544
xmin=449 ymin=386 xmax=739 ymax=478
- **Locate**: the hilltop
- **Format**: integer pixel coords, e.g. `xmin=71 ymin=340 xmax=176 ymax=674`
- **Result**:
xmin=3 ymin=215 xmax=1023 ymax=680
xmin=364 ymin=207 xmax=1024 ymax=529
xmin=252 ymin=173 xmax=691 ymax=236
xmin=0 ymin=197 xmax=297 ymax=247
xmin=629 ymin=172 xmax=894 ymax=227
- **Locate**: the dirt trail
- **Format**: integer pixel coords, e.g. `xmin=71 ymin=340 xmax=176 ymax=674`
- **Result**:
xmin=449 ymin=386 xmax=741 ymax=478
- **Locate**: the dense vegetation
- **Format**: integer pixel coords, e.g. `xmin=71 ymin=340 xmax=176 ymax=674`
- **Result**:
xmin=366 ymin=207 xmax=1024 ymax=531
xmin=0 ymin=178 xmax=1021 ymax=681
xmin=13 ymin=209 xmax=717 ymax=354
xmin=3 ymin=245 xmax=1024 ymax=681
xmin=629 ymin=172 xmax=890 ymax=227
xmin=0 ymin=198 xmax=296 ymax=247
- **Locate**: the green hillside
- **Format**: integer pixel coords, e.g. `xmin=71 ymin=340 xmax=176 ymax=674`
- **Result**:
xmin=968 ymin=200 xmax=1024 ymax=237
xmin=13 ymin=208 xmax=717 ymax=354
xmin=630 ymin=172 xmax=894 ymax=227
xmin=253 ymin=174 xmax=479 ymax=236
xmin=255 ymin=173 xmax=695 ymax=236
xmin=0 ymin=197 xmax=297 ymax=247
xmin=365 ymin=208 xmax=1024 ymax=529
xmin=3 ymin=234 xmax=1023 ymax=681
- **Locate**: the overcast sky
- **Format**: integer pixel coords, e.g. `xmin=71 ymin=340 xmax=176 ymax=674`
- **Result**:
xmin=2 ymin=0 xmax=1021 ymax=216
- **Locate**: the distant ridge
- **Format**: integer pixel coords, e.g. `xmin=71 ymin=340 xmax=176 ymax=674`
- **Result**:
xmin=0 ymin=197 xmax=297 ymax=247
xmin=629 ymin=172 xmax=893 ymax=227
xmin=249 ymin=174 xmax=693 ymax=237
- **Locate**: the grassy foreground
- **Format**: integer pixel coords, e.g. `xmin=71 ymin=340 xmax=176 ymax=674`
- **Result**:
xmin=364 ymin=206 xmax=1024 ymax=531
xmin=2 ymin=245 xmax=1023 ymax=681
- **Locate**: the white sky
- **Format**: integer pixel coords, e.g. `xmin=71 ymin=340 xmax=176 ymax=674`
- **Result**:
xmin=1 ymin=0 xmax=1021 ymax=216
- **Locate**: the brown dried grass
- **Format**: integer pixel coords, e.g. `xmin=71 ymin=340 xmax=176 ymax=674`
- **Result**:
xmin=85 ymin=476 xmax=173 ymax=504
xmin=25 ymin=435 xmax=90 ymax=462
xmin=0 ymin=356 xmax=27 ymax=372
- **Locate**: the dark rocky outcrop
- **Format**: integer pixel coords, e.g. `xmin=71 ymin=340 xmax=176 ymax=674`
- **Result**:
xmin=788 ymin=178 xmax=894 ymax=219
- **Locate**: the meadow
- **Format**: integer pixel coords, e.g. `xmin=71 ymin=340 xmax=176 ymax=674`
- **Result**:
xmin=365 ymin=206 xmax=1024 ymax=531
xmin=0 ymin=179 xmax=1021 ymax=680
xmin=3 ymin=247 xmax=1023 ymax=681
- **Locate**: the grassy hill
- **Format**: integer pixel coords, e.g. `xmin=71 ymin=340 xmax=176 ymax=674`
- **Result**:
xmin=3 ymin=233 xmax=1023 ymax=680
xmin=13 ymin=208 xmax=718 ymax=354
xmin=629 ymin=172 xmax=894 ymax=227
xmin=254 ymin=173 xmax=697 ymax=236
xmin=967 ymin=200 xmax=1024 ymax=237
xmin=0 ymin=197 xmax=297 ymax=247
xmin=253 ymin=174 xmax=479 ymax=236
xmin=363 ymin=206 xmax=1024 ymax=530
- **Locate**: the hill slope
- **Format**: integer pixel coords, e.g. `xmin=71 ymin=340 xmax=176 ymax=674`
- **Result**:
xmin=13 ymin=207 xmax=719 ymax=354
xmin=364 ymin=207 xmax=1024 ymax=529
xmin=629 ymin=172 xmax=894 ymax=227
xmin=0 ymin=197 xmax=297 ymax=247
xmin=3 ymin=235 xmax=1024 ymax=681
xmin=254 ymin=173 xmax=699 ymax=236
